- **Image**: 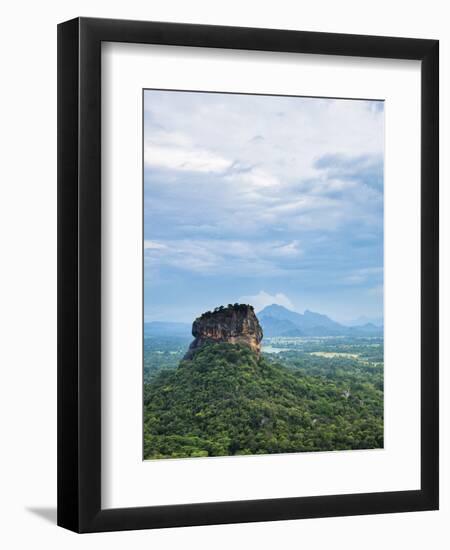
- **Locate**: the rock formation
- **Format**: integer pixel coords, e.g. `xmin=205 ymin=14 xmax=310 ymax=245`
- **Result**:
xmin=184 ymin=304 xmax=263 ymax=359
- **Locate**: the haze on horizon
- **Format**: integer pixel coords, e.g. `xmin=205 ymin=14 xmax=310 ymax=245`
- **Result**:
xmin=143 ymin=90 xmax=384 ymax=325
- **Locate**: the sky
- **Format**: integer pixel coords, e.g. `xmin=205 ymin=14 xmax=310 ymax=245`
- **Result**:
xmin=143 ymin=90 xmax=384 ymax=324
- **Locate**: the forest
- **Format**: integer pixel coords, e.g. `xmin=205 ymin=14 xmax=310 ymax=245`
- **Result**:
xmin=143 ymin=338 xmax=383 ymax=459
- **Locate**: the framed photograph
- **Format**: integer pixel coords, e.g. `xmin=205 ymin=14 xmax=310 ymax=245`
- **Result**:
xmin=57 ymin=17 xmax=439 ymax=533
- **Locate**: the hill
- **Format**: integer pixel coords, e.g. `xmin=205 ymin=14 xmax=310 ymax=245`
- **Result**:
xmin=143 ymin=342 xmax=383 ymax=459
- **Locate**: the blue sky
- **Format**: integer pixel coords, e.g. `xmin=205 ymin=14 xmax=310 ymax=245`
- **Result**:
xmin=143 ymin=90 xmax=384 ymax=324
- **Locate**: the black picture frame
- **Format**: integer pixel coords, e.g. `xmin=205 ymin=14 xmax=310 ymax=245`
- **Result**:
xmin=57 ymin=16 xmax=439 ymax=533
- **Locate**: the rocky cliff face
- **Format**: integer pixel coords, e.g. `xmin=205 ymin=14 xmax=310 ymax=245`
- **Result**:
xmin=184 ymin=304 xmax=263 ymax=359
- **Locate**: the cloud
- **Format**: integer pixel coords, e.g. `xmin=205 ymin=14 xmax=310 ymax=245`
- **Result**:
xmin=271 ymin=240 xmax=302 ymax=257
xmin=145 ymin=143 xmax=231 ymax=173
xmin=144 ymin=93 xmax=384 ymax=242
xmin=143 ymin=90 xmax=384 ymax=321
xmin=314 ymin=153 xmax=384 ymax=192
xmin=144 ymin=240 xmax=167 ymax=250
xmin=342 ymin=266 xmax=383 ymax=285
xmin=224 ymin=165 xmax=280 ymax=188
xmin=238 ymin=290 xmax=294 ymax=312
xmin=144 ymin=238 xmax=304 ymax=277
xmin=144 ymin=92 xmax=384 ymax=186
xmin=368 ymin=284 xmax=383 ymax=297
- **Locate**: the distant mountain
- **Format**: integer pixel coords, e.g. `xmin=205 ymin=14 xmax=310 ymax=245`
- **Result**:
xmin=258 ymin=316 xmax=303 ymax=338
xmin=344 ymin=315 xmax=384 ymax=328
xmin=144 ymin=321 xmax=192 ymax=338
xmin=348 ymin=322 xmax=384 ymax=336
xmin=258 ymin=304 xmax=383 ymax=337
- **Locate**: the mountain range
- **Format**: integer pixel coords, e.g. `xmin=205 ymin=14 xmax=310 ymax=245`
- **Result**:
xmin=145 ymin=304 xmax=383 ymax=339
xmin=258 ymin=304 xmax=383 ymax=337
xmin=343 ymin=315 xmax=384 ymax=327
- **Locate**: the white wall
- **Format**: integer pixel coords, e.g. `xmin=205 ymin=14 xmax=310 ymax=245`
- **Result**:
xmin=0 ymin=0 xmax=448 ymax=547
